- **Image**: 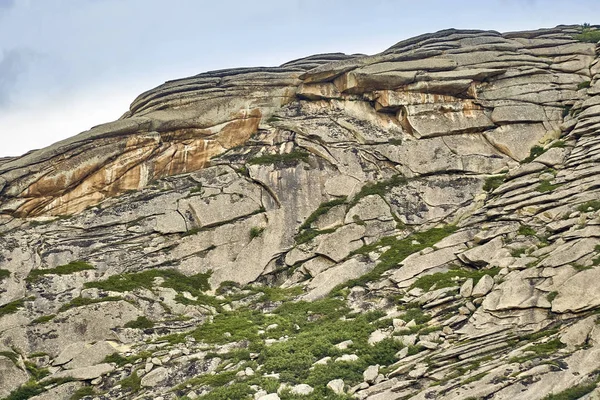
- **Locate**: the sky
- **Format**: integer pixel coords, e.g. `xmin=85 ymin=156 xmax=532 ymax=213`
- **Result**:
xmin=0 ymin=0 xmax=599 ymax=157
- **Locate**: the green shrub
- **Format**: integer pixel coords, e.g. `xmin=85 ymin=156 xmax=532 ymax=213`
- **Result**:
xmin=0 ymin=269 xmax=11 ymax=280
xmin=58 ymin=296 xmax=122 ymax=312
xmin=576 ymin=200 xmax=600 ymax=212
xmin=0 ymin=298 xmax=27 ymax=318
xmin=574 ymin=25 xmax=600 ymax=43
xmin=0 ymin=351 xmax=19 ymax=364
xmin=70 ymin=386 xmax=96 ymax=400
xmin=331 ymin=225 xmax=457 ymax=292
xmin=198 ymin=382 xmax=253 ymax=400
xmin=119 ymin=371 xmax=141 ymax=393
xmin=509 ymin=338 xmax=566 ymax=363
xmin=522 ymin=146 xmax=546 ymax=163
xmin=103 ymin=351 xmax=151 ymax=367
xmin=85 ymin=269 xmax=210 ymax=294
xmin=350 ymin=175 xmax=407 ymax=206
xmin=577 ymin=81 xmax=591 ymax=90
xmin=483 ymin=175 xmax=505 ymax=192
xmin=410 ymin=267 xmax=500 ymax=292
xmin=249 ymin=227 xmax=265 ymax=239
xmin=27 ymin=261 xmax=94 ymax=283
xmin=518 ymin=225 xmax=537 ymax=237
xmin=31 ymin=314 xmax=56 ymax=324
xmin=542 ymin=380 xmax=598 ymax=400
xmin=536 ymin=180 xmax=562 ymax=193
xmin=25 ymin=361 xmax=49 ymax=380
xmin=124 ymin=316 xmax=154 ymax=329
xmin=247 ymin=150 xmax=309 ymax=166
xmin=298 ymin=197 xmax=347 ymax=232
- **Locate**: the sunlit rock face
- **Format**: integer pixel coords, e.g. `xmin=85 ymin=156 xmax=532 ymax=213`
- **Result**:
xmin=1 ymin=25 xmax=600 ymax=400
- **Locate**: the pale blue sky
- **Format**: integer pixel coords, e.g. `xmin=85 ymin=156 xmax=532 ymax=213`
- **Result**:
xmin=1 ymin=0 xmax=599 ymax=156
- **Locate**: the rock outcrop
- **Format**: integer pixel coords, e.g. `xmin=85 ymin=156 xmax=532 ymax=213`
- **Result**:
xmin=1 ymin=24 xmax=600 ymax=400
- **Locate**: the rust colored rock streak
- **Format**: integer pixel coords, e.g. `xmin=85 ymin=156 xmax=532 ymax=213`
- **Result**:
xmin=15 ymin=112 xmax=261 ymax=217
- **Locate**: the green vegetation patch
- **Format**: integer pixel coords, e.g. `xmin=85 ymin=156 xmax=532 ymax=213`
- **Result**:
xmin=577 ymin=200 xmax=600 ymax=212
xmin=295 ymin=197 xmax=347 ymax=244
xmin=0 ymin=298 xmax=27 ymax=318
xmin=119 ymin=371 xmax=141 ymax=393
xmin=536 ymin=180 xmax=563 ymax=193
xmin=247 ymin=150 xmax=310 ymax=166
xmin=58 ymin=296 xmax=123 ymax=312
xmin=4 ymin=378 xmax=74 ymax=400
xmin=483 ymin=175 xmax=505 ymax=193
xmin=70 ymin=386 xmax=96 ymax=400
xmin=249 ymin=226 xmax=265 ymax=239
xmin=577 ymin=80 xmax=592 ymax=90
xmin=542 ymin=380 xmax=598 ymax=400
xmin=349 ymin=175 xmax=407 ymax=207
xmin=574 ymin=24 xmax=600 ymax=43
xmin=32 ymin=314 xmax=56 ymax=324
xmin=410 ymin=266 xmax=500 ymax=292
xmin=124 ymin=316 xmax=155 ymax=330
xmin=522 ymin=145 xmax=546 ymax=163
xmin=85 ymin=268 xmax=210 ymax=294
xmin=518 ymin=225 xmax=537 ymax=237
xmin=0 ymin=268 xmax=11 ymax=281
xmin=331 ymin=225 xmax=457 ymax=293
xmin=509 ymin=338 xmax=566 ymax=364
xmin=27 ymin=261 xmax=95 ymax=283
xmin=103 ymin=351 xmax=152 ymax=367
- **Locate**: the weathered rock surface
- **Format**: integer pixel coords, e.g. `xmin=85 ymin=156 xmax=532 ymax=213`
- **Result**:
xmin=2 ymin=24 xmax=600 ymax=400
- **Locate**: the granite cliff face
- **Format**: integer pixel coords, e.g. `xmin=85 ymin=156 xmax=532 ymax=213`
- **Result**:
xmin=1 ymin=25 xmax=600 ymax=400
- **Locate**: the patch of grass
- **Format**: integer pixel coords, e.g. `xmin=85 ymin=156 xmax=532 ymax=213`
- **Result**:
xmin=249 ymin=226 xmax=265 ymax=239
xmin=0 ymin=351 xmax=19 ymax=364
xmin=483 ymin=175 xmax=505 ymax=192
xmin=410 ymin=267 xmax=500 ymax=292
xmin=70 ymin=386 xmax=96 ymax=400
xmin=0 ymin=298 xmax=27 ymax=318
xmin=389 ymin=138 xmax=403 ymax=145
xmin=331 ymin=225 xmax=457 ymax=293
xmin=247 ymin=149 xmax=310 ymax=166
xmin=58 ymin=296 xmax=123 ymax=312
xmin=522 ymin=145 xmax=546 ymax=163
xmin=518 ymin=225 xmax=537 ymax=237
xmin=542 ymin=380 xmax=598 ymax=400
xmin=189 ymin=184 xmax=203 ymax=195
xmin=509 ymin=338 xmax=566 ymax=364
xmin=25 ymin=361 xmax=49 ymax=381
xmin=536 ymin=180 xmax=563 ymax=193
xmin=461 ymin=372 xmax=488 ymax=385
xmin=31 ymin=314 xmax=56 ymax=324
xmin=295 ymin=228 xmax=337 ymax=245
xmin=349 ymin=175 xmax=407 ymax=207
xmin=119 ymin=371 xmax=142 ymax=393
xmin=103 ymin=351 xmax=151 ymax=367
xmin=124 ymin=316 xmax=155 ymax=330
xmin=0 ymin=268 xmax=11 ymax=281
xmin=576 ymin=200 xmax=600 ymax=212
xmin=26 ymin=261 xmax=95 ymax=283
xmin=85 ymin=268 xmax=210 ymax=294
xmin=4 ymin=378 xmax=75 ymax=400
xmin=547 ymin=291 xmax=558 ymax=302
xmin=196 ymin=382 xmax=254 ymax=400
xmin=577 ymin=81 xmax=592 ymax=90
xmin=298 ymin=197 xmax=347 ymax=232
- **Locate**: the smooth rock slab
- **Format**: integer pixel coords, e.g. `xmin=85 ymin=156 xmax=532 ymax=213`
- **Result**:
xmin=140 ymin=366 xmax=169 ymax=387
xmin=552 ymin=267 xmax=600 ymax=313
xmin=0 ymin=356 xmax=29 ymax=398
xmin=50 ymin=363 xmax=114 ymax=381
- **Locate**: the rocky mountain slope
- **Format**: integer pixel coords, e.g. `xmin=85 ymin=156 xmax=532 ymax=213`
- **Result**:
xmin=1 ymin=24 xmax=600 ymax=400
